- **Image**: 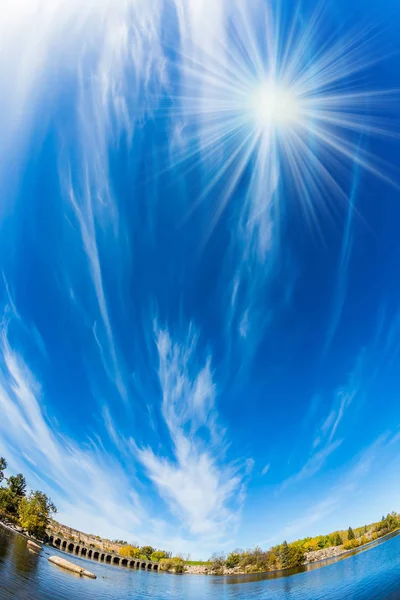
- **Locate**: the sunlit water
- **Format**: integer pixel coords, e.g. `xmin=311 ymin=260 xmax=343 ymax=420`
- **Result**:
xmin=1 ymin=526 xmax=400 ymax=599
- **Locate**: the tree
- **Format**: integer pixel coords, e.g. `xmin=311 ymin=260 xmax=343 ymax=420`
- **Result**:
xmin=159 ymin=557 xmax=185 ymax=573
xmin=0 ymin=457 xmax=7 ymax=483
xmin=347 ymin=527 xmax=355 ymax=541
xmin=225 ymin=552 xmax=241 ymax=568
xmin=18 ymin=491 xmax=57 ymax=538
xmin=269 ymin=551 xmax=277 ymax=568
xmin=288 ymin=544 xmax=305 ymax=567
xmin=0 ymin=487 xmax=19 ymax=517
xmin=334 ymin=533 xmax=343 ymax=546
xmin=281 ymin=541 xmax=290 ymax=568
xmin=119 ymin=545 xmax=141 ymax=558
xmin=140 ymin=545 xmax=155 ymax=559
xmin=209 ymin=553 xmax=226 ymax=572
xmin=7 ymin=474 xmax=26 ymax=498
xmin=150 ymin=550 xmax=168 ymax=562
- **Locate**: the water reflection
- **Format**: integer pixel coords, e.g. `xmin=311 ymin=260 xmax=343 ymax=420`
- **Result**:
xmin=212 ymin=530 xmax=400 ymax=586
xmin=1 ymin=524 xmax=400 ymax=600
xmin=13 ymin=534 xmax=39 ymax=577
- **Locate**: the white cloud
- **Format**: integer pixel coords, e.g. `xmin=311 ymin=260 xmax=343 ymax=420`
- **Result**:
xmin=261 ymin=463 xmax=270 ymax=476
xmin=135 ymin=324 xmax=245 ymax=541
xmin=0 ymin=317 xmax=154 ymax=542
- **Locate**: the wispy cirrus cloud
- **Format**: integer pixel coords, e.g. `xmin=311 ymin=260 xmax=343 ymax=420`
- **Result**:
xmin=135 ymin=323 xmax=246 ymax=542
xmin=283 ymin=352 xmax=366 ymax=489
xmin=262 ymin=431 xmax=400 ymax=546
xmin=0 ymin=315 xmax=145 ymax=533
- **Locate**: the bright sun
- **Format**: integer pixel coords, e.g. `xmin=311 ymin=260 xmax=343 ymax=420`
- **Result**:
xmin=251 ymin=82 xmax=300 ymax=128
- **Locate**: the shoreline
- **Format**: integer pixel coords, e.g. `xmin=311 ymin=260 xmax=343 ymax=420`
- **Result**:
xmin=0 ymin=519 xmax=31 ymax=540
xmin=2 ymin=518 xmax=399 ymax=579
xmin=185 ymin=529 xmax=400 ymax=576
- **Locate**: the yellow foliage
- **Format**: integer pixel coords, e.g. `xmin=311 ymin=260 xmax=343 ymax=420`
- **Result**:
xmin=119 ymin=545 xmax=141 ymax=558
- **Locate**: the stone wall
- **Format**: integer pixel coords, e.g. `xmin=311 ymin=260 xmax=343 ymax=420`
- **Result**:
xmin=47 ymin=519 xmax=124 ymax=553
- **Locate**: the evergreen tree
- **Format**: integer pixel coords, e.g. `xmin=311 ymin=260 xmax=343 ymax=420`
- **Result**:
xmin=281 ymin=541 xmax=290 ymax=568
xmin=347 ymin=527 xmax=355 ymax=540
xmin=7 ymin=474 xmax=26 ymax=498
xmin=0 ymin=457 xmax=7 ymax=484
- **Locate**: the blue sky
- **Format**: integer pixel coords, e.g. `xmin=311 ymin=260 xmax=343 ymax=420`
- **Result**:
xmin=0 ymin=0 xmax=400 ymax=559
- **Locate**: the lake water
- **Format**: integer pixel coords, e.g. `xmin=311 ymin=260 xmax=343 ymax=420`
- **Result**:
xmin=1 ymin=526 xmax=400 ymax=600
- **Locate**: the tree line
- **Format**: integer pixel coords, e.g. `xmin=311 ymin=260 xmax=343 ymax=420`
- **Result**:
xmin=208 ymin=512 xmax=400 ymax=573
xmin=0 ymin=457 xmax=57 ymax=540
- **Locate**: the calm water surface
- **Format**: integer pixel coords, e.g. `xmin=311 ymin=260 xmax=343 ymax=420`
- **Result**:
xmin=1 ymin=526 xmax=400 ymax=599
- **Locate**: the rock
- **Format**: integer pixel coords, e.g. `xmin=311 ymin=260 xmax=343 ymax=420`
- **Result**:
xmin=304 ymin=546 xmax=344 ymax=563
xmin=27 ymin=540 xmax=42 ymax=551
xmin=48 ymin=556 xmax=97 ymax=579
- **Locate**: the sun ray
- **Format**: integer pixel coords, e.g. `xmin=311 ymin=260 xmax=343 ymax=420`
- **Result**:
xmin=162 ymin=1 xmax=399 ymax=253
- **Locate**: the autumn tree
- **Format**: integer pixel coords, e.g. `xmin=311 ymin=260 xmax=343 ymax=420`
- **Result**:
xmin=150 ymin=550 xmax=169 ymax=562
xmin=120 ymin=545 xmax=141 ymax=558
xmin=19 ymin=491 xmax=57 ymax=539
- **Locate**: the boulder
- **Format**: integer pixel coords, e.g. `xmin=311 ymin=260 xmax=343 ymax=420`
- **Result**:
xmin=48 ymin=556 xmax=96 ymax=579
xmin=27 ymin=540 xmax=42 ymax=551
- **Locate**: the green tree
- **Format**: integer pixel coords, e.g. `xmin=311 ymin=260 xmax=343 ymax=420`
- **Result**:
xmin=7 ymin=474 xmax=26 ymax=498
xmin=159 ymin=557 xmax=185 ymax=573
xmin=0 ymin=457 xmax=7 ymax=484
xmin=347 ymin=527 xmax=355 ymax=541
xmin=18 ymin=491 xmax=57 ymax=538
xmin=150 ymin=550 xmax=168 ymax=562
xmin=225 ymin=552 xmax=241 ymax=568
xmin=281 ymin=541 xmax=290 ymax=568
xmin=334 ymin=533 xmax=343 ymax=546
xmin=140 ymin=545 xmax=155 ymax=559
xmin=0 ymin=487 xmax=19 ymax=517
xmin=288 ymin=544 xmax=305 ymax=567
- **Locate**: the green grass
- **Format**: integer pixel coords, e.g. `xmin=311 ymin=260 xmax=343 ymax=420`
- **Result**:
xmin=185 ymin=560 xmax=211 ymax=566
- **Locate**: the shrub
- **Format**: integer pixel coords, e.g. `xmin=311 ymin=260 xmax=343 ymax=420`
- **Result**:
xmin=225 ymin=552 xmax=241 ymax=569
xmin=159 ymin=557 xmax=185 ymax=573
xmin=150 ymin=550 xmax=168 ymax=562
xmin=120 ymin=545 xmax=141 ymax=558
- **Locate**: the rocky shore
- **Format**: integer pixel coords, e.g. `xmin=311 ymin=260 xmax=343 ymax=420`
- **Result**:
xmin=185 ymin=544 xmax=357 ymax=575
xmin=0 ymin=518 xmax=30 ymax=540
xmin=304 ymin=546 xmax=345 ymax=563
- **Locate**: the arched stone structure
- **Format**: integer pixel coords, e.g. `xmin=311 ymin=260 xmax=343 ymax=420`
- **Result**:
xmin=47 ymin=536 xmax=159 ymax=571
